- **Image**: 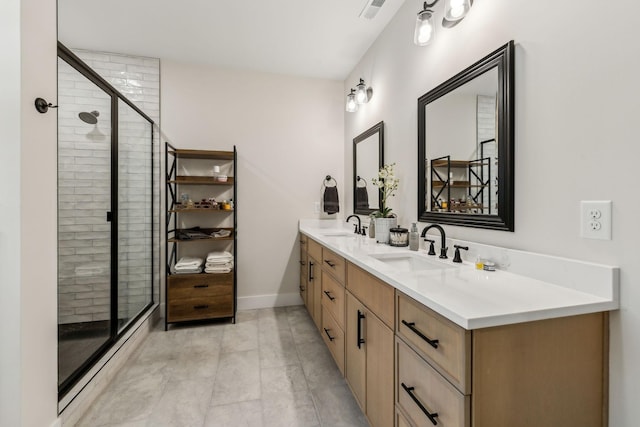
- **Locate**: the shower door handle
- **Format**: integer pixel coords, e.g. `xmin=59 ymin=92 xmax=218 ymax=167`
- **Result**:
xmin=106 ymin=211 xmax=113 ymax=222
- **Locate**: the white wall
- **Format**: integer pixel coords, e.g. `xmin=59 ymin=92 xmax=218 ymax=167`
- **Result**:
xmin=1 ymin=2 xmax=69 ymax=426
xmin=344 ymin=0 xmax=640 ymax=425
xmin=0 ymin=0 xmax=23 ymax=425
xmin=161 ymin=61 xmax=344 ymax=306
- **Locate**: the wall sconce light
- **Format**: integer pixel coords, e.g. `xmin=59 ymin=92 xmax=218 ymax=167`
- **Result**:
xmin=414 ymin=0 xmax=473 ymax=46
xmin=346 ymin=89 xmax=359 ymax=112
xmin=355 ymin=78 xmax=373 ymax=104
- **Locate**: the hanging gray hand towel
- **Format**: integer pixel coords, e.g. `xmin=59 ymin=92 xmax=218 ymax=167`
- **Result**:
xmin=323 ymin=186 xmax=340 ymax=214
xmin=355 ymin=187 xmax=369 ymax=210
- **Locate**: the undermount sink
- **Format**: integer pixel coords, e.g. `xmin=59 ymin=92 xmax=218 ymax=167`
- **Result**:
xmin=369 ymin=252 xmax=457 ymax=272
xmin=321 ymin=231 xmax=356 ymax=237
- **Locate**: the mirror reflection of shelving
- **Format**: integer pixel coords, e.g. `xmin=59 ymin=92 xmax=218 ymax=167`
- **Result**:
xmin=430 ymin=155 xmax=491 ymax=214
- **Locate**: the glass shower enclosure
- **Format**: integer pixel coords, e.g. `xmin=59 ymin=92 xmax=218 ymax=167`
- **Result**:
xmin=57 ymin=44 xmax=158 ymax=397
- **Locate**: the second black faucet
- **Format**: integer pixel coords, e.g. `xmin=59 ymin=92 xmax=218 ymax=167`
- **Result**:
xmin=420 ymin=224 xmax=448 ymax=259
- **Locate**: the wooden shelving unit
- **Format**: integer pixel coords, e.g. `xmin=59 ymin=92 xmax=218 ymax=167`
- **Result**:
xmin=165 ymin=144 xmax=237 ymax=329
xmin=430 ymin=155 xmax=491 ymax=213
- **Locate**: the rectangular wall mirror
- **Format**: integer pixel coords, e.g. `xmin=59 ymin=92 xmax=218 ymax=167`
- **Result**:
xmin=353 ymin=121 xmax=384 ymax=215
xmin=418 ymin=41 xmax=514 ymax=230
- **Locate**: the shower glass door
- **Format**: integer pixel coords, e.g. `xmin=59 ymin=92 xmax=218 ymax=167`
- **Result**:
xmin=57 ymin=44 xmax=156 ymax=398
xmin=117 ymin=99 xmax=153 ymax=332
xmin=57 ymin=57 xmax=113 ymax=390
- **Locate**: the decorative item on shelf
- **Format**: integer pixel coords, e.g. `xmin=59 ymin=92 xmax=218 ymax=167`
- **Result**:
xmin=371 ymin=163 xmax=400 ymax=244
xmin=216 ymin=174 xmax=228 ymax=182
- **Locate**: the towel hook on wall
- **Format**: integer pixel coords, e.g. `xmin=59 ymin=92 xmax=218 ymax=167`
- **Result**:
xmin=325 ymin=175 xmax=338 ymax=187
xmin=356 ymin=176 xmax=368 ymax=187
xmin=34 ymin=97 xmax=58 ymax=114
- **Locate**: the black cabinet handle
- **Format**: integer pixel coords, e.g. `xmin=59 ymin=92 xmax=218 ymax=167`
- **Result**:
xmin=323 ymin=328 xmax=335 ymax=342
xmin=193 ymin=305 xmax=209 ymax=310
xmin=324 ymin=259 xmax=336 ymax=268
xmin=309 ymin=261 xmax=314 ymax=281
xmin=193 ymin=284 xmax=209 ymax=289
xmin=401 ymin=383 xmax=439 ymax=425
xmin=357 ymin=310 xmax=366 ymax=349
xmin=401 ymin=320 xmax=439 ymax=349
xmin=323 ymin=290 xmax=335 ymax=301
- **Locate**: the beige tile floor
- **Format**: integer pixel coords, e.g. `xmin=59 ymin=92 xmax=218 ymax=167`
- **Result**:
xmin=76 ymin=306 xmax=368 ymax=427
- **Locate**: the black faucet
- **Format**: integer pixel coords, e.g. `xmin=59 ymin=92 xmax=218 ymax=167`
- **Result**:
xmin=421 ymin=224 xmax=448 ymax=259
xmin=346 ymin=214 xmax=362 ymax=235
xmin=453 ymin=245 xmax=469 ymax=263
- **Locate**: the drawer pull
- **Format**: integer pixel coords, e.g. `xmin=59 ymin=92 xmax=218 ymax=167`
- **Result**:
xmin=193 ymin=305 xmax=209 ymax=310
xmin=324 ymin=259 xmax=336 ymax=268
xmin=402 ymin=320 xmax=439 ymax=349
xmin=401 ymin=383 xmax=439 ymax=425
xmin=323 ymin=290 xmax=335 ymax=301
xmin=357 ymin=310 xmax=366 ymax=349
xmin=323 ymin=327 xmax=335 ymax=342
xmin=309 ymin=261 xmax=315 ymax=281
xmin=193 ymin=284 xmax=209 ymax=289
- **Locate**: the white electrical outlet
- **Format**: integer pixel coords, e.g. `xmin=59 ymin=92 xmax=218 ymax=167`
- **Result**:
xmin=580 ymin=200 xmax=612 ymax=240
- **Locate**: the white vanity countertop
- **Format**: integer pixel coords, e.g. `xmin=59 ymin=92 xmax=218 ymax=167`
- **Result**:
xmin=299 ymin=219 xmax=619 ymax=330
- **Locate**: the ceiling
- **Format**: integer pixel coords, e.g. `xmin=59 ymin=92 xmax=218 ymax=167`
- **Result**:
xmin=58 ymin=0 xmax=407 ymax=80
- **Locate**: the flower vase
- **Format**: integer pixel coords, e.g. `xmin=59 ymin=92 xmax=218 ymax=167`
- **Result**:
xmin=374 ymin=217 xmax=397 ymax=244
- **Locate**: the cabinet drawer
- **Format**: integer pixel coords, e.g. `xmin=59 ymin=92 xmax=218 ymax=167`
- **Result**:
xmin=168 ymin=273 xmax=233 ymax=300
xmin=396 ymin=408 xmax=412 ymax=427
xmin=307 ymin=238 xmax=323 ymax=263
xmin=321 ymin=271 xmax=345 ymax=328
xmin=346 ymin=263 xmax=395 ymax=329
xmin=321 ymin=305 xmax=345 ymax=375
xmin=168 ymin=294 xmax=234 ymax=322
xmin=397 ymin=338 xmax=470 ymax=427
xmin=321 ymin=247 xmax=345 ymax=283
xmin=397 ymin=292 xmax=471 ymax=394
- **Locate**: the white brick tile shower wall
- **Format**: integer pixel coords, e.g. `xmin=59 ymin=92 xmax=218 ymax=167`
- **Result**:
xmin=58 ymin=50 xmax=160 ymax=325
xmin=477 ymin=95 xmax=496 ymax=212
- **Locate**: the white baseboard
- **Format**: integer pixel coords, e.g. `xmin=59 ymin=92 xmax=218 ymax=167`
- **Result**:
xmin=237 ymin=293 xmax=303 ymax=310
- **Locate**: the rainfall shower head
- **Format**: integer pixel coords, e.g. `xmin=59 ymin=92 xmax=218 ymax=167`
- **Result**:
xmin=78 ymin=110 xmax=100 ymax=125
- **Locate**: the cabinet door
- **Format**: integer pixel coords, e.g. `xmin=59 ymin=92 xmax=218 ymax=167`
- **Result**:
xmin=365 ymin=311 xmax=394 ymax=427
xmin=308 ymin=256 xmax=322 ymax=330
xmin=346 ymin=291 xmax=366 ymax=411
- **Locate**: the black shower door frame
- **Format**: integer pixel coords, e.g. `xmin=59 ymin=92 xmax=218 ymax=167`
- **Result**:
xmin=57 ymin=42 xmax=156 ymax=398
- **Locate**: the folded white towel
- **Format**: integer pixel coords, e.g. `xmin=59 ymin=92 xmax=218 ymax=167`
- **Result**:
xmin=175 ymin=257 xmax=203 ymax=269
xmin=206 ymin=251 xmax=233 ymax=263
xmin=171 ymin=266 xmax=203 ymax=275
xmin=205 ymin=261 xmax=233 ymax=269
xmin=204 ymin=266 xmax=232 ymax=274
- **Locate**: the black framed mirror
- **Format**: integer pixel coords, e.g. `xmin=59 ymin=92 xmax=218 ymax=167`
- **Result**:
xmin=418 ymin=41 xmax=514 ymax=231
xmin=353 ymin=121 xmax=384 ymax=215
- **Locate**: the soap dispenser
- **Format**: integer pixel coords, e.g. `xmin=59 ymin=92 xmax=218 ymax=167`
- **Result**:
xmin=409 ymin=223 xmax=419 ymax=251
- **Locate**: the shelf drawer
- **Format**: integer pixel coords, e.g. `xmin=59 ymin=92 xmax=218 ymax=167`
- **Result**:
xmin=307 ymin=238 xmax=323 ymax=263
xmin=321 ymin=305 xmax=345 ymax=375
xmin=167 ymin=294 xmax=234 ymax=322
xmin=396 ymin=291 xmax=471 ymax=394
xmin=321 ymin=270 xmax=345 ymax=328
xmin=168 ymin=273 xmax=233 ymax=300
xmin=321 ymin=247 xmax=345 ymax=283
xmin=397 ymin=338 xmax=470 ymax=427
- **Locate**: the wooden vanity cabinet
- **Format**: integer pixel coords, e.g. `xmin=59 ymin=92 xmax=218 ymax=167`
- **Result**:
xmin=395 ymin=291 xmax=608 ymax=427
xmin=299 ymin=234 xmax=308 ymax=306
xmin=345 ymin=263 xmax=395 ymax=427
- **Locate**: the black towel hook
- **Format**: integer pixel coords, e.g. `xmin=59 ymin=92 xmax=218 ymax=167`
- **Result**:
xmin=356 ymin=176 xmax=368 ymax=187
xmin=35 ymin=97 xmax=58 ymax=113
xmin=324 ymin=175 xmax=337 ymax=187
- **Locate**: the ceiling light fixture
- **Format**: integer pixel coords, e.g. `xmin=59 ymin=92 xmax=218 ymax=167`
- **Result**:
xmin=346 ymin=89 xmax=359 ymax=112
xmin=414 ymin=0 xmax=473 ymax=46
